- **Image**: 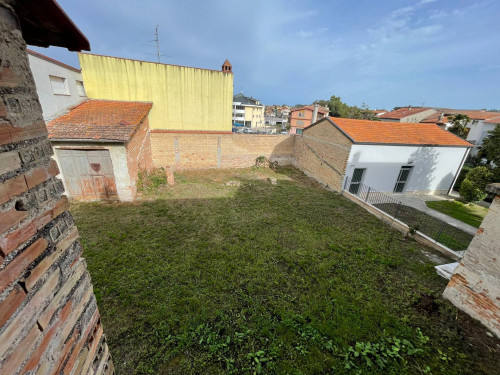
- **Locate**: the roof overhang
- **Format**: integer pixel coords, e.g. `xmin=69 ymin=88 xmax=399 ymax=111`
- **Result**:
xmin=8 ymin=0 xmax=90 ymax=51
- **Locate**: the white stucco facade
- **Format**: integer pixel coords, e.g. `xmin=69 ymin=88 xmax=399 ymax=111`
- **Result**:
xmin=344 ymin=144 xmax=470 ymax=194
xmin=28 ymin=50 xmax=86 ymax=120
xmin=466 ymin=120 xmax=497 ymax=156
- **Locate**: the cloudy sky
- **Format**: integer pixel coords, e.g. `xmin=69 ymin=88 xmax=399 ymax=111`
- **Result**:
xmin=31 ymin=0 xmax=499 ymax=110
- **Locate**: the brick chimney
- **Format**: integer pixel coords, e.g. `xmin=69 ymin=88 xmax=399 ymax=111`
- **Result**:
xmin=222 ymin=59 xmax=232 ymax=73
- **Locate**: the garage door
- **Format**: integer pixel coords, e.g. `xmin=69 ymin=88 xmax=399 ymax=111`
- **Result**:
xmin=56 ymin=149 xmax=118 ymax=200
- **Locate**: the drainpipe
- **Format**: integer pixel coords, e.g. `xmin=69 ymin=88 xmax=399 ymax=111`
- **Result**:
xmin=448 ymin=147 xmax=471 ymax=195
xmin=312 ymin=102 xmax=319 ymax=124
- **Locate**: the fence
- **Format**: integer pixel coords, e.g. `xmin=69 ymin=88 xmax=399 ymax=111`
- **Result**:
xmin=343 ymin=177 xmax=473 ymax=251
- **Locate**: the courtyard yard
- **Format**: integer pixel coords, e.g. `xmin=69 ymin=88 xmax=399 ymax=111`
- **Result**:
xmin=425 ymin=200 xmax=488 ymax=229
xmin=71 ymin=167 xmax=499 ymax=374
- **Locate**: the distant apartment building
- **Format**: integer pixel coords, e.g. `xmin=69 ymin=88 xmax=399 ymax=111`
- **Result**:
xmin=232 ymin=93 xmax=265 ymax=128
xmin=27 ymin=49 xmax=87 ymax=120
xmin=289 ymin=103 xmax=329 ymax=134
xmin=379 ymin=106 xmax=436 ymax=123
xmin=79 ymin=53 xmax=234 ymax=132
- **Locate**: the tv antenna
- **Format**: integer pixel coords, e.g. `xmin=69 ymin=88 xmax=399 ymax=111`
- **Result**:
xmin=144 ymin=25 xmax=166 ymax=63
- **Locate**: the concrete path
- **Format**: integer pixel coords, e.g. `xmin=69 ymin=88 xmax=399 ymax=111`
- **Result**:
xmin=388 ymin=194 xmax=478 ymax=235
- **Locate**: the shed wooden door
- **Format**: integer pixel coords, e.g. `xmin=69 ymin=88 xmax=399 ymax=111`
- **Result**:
xmin=57 ymin=149 xmax=118 ymax=200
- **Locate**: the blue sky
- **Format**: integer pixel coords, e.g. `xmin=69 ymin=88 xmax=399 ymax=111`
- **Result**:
xmin=31 ymin=0 xmax=499 ymax=110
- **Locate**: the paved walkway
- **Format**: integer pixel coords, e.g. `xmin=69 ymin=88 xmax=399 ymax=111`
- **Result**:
xmin=388 ymin=194 xmax=478 ymax=235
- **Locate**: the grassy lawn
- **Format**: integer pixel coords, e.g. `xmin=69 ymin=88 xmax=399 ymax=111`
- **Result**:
xmin=71 ymin=167 xmax=499 ymax=374
xmin=425 ymin=200 xmax=488 ymax=228
xmin=373 ymin=203 xmax=473 ymax=251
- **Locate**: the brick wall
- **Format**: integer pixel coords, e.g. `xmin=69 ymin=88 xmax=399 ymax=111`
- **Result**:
xmin=126 ymin=117 xmax=153 ymax=192
xmin=0 ymin=10 xmax=113 ymax=375
xmin=443 ymin=184 xmax=500 ymax=338
xmin=293 ymin=119 xmax=352 ymax=191
xmin=150 ymin=131 xmax=295 ymax=170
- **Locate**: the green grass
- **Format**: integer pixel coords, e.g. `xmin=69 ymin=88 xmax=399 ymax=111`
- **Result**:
xmin=425 ymin=200 xmax=488 ymax=228
xmin=71 ymin=167 xmax=499 ymax=374
xmin=373 ymin=203 xmax=473 ymax=251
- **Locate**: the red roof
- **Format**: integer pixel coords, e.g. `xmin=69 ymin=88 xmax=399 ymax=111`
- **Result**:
xmin=423 ymin=110 xmax=500 ymax=123
xmin=379 ymin=107 xmax=433 ymax=120
xmin=290 ymin=105 xmax=329 ymax=114
xmin=311 ymin=117 xmax=472 ymax=147
xmin=485 ymin=116 xmax=500 ymax=124
xmin=47 ymin=100 xmax=152 ymax=142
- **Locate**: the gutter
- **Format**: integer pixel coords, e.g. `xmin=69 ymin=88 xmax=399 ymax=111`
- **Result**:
xmin=448 ymin=147 xmax=471 ymax=194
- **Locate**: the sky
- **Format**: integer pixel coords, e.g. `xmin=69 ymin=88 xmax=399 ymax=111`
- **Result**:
xmin=31 ymin=0 xmax=500 ymax=110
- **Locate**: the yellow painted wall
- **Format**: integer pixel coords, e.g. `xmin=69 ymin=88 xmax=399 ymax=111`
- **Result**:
xmin=78 ymin=54 xmax=234 ymax=131
xmin=244 ymin=105 xmax=265 ymax=127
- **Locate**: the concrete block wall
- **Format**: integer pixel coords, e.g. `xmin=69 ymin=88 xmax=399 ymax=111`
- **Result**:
xmin=150 ymin=131 xmax=295 ymax=170
xmin=126 ymin=117 xmax=153 ymax=194
xmin=293 ymin=121 xmax=352 ymax=191
xmin=0 ymin=10 xmax=113 ymax=375
xmin=443 ymin=183 xmax=500 ymax=337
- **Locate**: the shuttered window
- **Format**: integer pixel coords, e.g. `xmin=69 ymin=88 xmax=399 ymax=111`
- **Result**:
xmin=49 ymin=75 xmax=70 ymax=95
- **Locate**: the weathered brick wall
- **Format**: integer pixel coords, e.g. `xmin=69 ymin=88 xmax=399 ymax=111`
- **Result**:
xmin=293 ymin=120 xmax=352 ymax=191
xmin=443 ymin=184 xmax=500 ymax=338
xmin=0 ymin=9 xmax=113 ymax=375
xmin=150 ymin=131 xmax=295 ymax=170
xmin=126 ymin=117 xmax=153 ymax=193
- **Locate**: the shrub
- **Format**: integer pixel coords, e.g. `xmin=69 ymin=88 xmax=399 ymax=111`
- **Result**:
xmin=453 ymin=166 xmax=472 ymax=191
xmin=137 ymin=168 xmax=168 ymax=193
xmin=459 ymin=166 xmax=493 ymax=202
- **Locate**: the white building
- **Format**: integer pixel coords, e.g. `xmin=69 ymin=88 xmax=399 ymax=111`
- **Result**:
xmin=301 ymin=117 xmax=472 ymax=195
xmin=466 ymin=116 xmax=500 ymax=156
xmin=27 ymin=49 xmax=86 ymax=120
xmin=232 ymin=93 xmax=265 ymax=128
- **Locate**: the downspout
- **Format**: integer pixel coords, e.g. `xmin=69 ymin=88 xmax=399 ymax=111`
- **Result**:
xmin=448 ymin=147 xmax=471 ymax=195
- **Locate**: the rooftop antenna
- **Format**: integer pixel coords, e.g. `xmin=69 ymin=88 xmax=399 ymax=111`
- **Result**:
xmin=144 ymin=25 xmax=166 ymax=62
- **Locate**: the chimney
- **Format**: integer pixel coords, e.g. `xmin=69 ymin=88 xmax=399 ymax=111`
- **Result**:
xmin=312 ymin=102 xmax=319 ymax=123
xmin=222 ymin=59 xmax=232 ymax=73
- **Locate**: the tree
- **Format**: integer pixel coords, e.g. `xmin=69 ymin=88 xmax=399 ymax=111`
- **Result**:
xmin=459 ymin=166 xmax=493 ymax=202
xmin=448 ymin=114 xmax=471 ymax=138
xmin=319 ymin=95 xmax=379 ymax=120
xmin=480 ymin=124 xmax=500 ymax=166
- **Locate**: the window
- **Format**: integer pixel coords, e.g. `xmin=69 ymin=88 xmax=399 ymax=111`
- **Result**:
xmin=349 ymin=168 xmax=365 ymax=194
xmin=393 ymin=166 xmax=413 ymax=193
xmin=296 ymin=129 xmax=303 ymax=135
xmin=298 ymin=111 xmax=305 ymax=117
xmin=49 ymin=75 xmax=70 ymax=95
xmin=297 ymin=120 xmax=304 ymax=126
xmin=76 ymin=80 xmax=86 ymax=96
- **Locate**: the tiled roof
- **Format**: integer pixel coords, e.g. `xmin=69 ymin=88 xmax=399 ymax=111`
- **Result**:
xmin=318 ymin=117 xmax=472 ymax=147
xmin=379 ymin=107 xmax=432 ymax=119
xmin=422 ymin=110 xmax=500 ymax=123
xmin=47 ymin=100 xmax=152 ymax=142
xmin=484 ymin=116 xmax=500 ymax=124
xmin=290 ymin=105 xmax=329 ymax=114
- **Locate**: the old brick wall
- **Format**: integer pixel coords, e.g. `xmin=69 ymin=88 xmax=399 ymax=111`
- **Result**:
xmin=0 ymin=9 xmax=113 ymax=375
xmin=150 ymin=131 xmax=295 ymax=170
xmin=126 ymin=117 xmax=153 ymax=194
xmin=293 ymin=119 xmax=352 ymax=191
xmin=443 ymin=184 xmax=500 ymax=337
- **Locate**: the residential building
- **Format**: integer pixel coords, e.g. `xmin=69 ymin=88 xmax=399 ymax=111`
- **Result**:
xmin=232 ymin=93 xmax=265 ymax=128
xmin=78 ymin=53 xmax=234 ymax=132
xmin=27 ymin=49 xmax=87 ymax=120
xmin=296 ymin=117 xmax=471 ymax=194
xmin=379 ymin=106 xmax=436 ymax=123
xmin=289 ymin=103 xmax=329 ymax=134
xmin=421 ymin=109 xmax=500 ymax=155
xmin=48 ymin=99 xmax=153 ymax=201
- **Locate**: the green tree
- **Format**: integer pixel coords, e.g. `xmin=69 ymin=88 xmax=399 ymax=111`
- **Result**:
xmin=319 ymin=95 xmax=379 ymax=120
xmin=480 ymin=124 xmax=500 ymax=166
xmin=459 ymin=166 xmax=493 ymax=202
xmin=448 ymin=114 xmax=471 ymax=138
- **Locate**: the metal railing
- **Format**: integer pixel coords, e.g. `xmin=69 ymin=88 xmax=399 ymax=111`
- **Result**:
xmin=343 ymin=177 xmax=473 ymax=251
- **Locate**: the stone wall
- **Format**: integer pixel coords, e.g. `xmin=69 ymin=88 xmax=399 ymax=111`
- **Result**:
xmin=150 ymin=131 xmax=295 ymax=170
xmin=0 ymin=8 xmax=113 ymax=375
xmin=293 ymin=119 xmax=352 ymax=191
xmin=443 ymin=183 xmax=500 ymax=338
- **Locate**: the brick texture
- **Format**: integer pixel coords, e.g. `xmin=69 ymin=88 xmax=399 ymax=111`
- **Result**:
xmin=293 ymin=120 xmax=352 ymax=191
xmin=443 ymin=192 xmax=500 ymax=338
xmin=150 ymin=131 xmax=295 ymax=170
xmin=0 ymin=8 xmax=113 ymax=375
xmin=126 ymin=117 xmax=153 ymax=196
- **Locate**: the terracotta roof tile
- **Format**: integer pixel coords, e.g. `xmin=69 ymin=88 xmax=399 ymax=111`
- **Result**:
xmin=319 ymin=117 xmax=472 ymax=147
xmin=47 ymin=100 xmax=152 ymax=142
xmin=484 ymin=116 xmax=500 ymax=124
xmin=379 ymin=107 xmax=432 ymax=120
xmin=422 ymin=110 xmax=500 ymax=123
xmin=290 ymin=105 xmax=329 ymax=114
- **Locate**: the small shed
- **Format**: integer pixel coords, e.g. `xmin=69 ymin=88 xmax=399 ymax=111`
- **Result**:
xmin=47 ymin=99 xmax=153 ymax=201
